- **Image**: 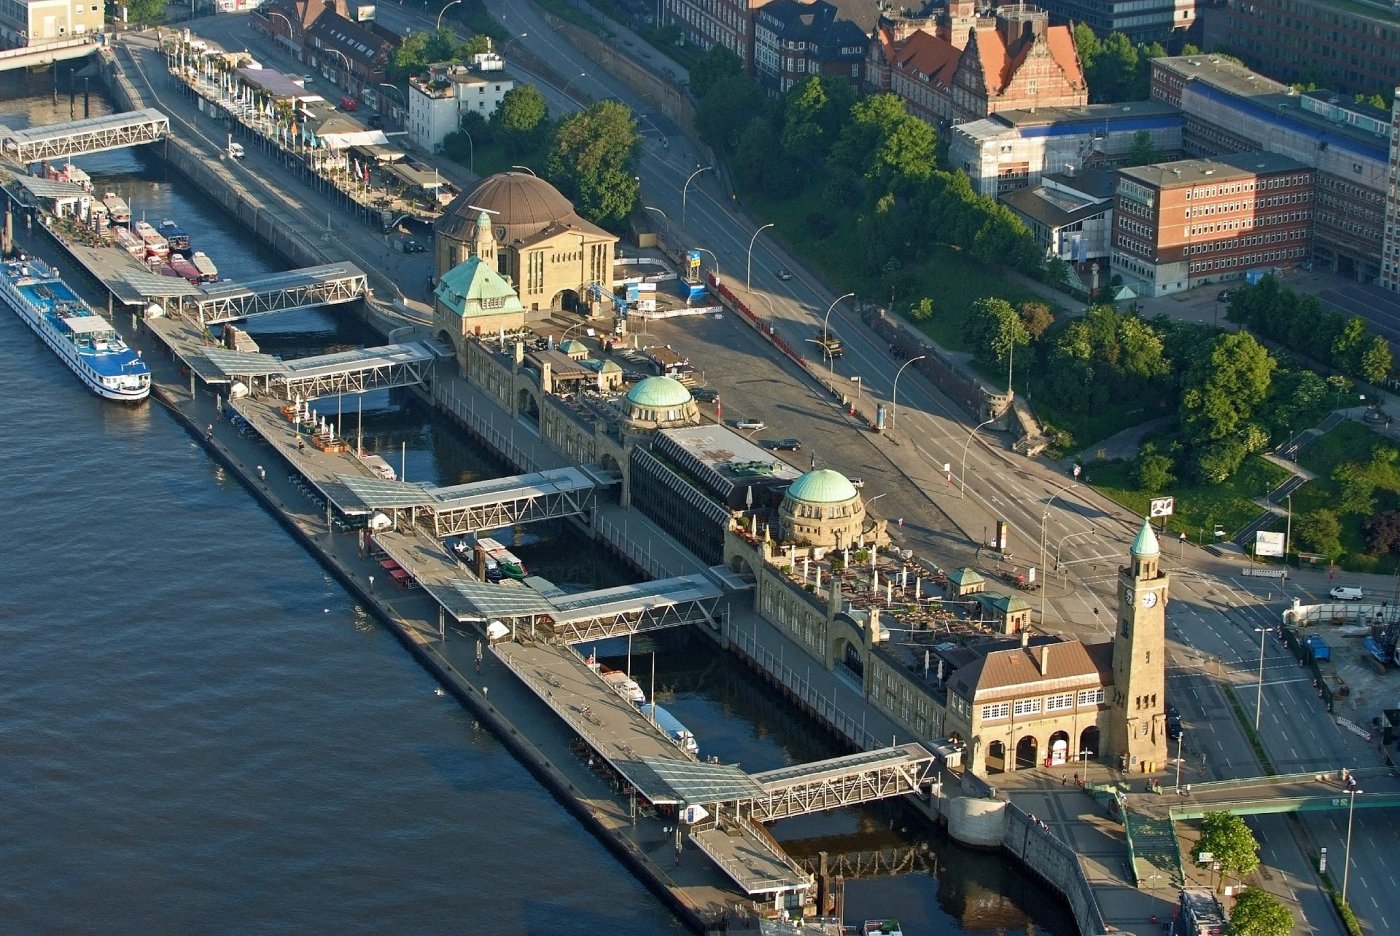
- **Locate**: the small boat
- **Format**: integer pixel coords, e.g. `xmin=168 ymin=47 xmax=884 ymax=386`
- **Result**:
xmin=135 ymin=221 xmax=169 ymax=259
xmin=113 ymin=225 xmax=145 ymax=259
xmin=190 ymin=251 xmax=219 ymax=282
xmin=101 ymin=192 xmax=131 ymax=225
xmin=357 ymin=451 xmax=397 ymax=481
xmin=0 ymin=254 xmax=150 ymax=400
xmin=47 ymin=161 xmax=91 ymax=190
xmin=168 ymin=253 xmax=202 ymax=283
xmin=639 ymin=703 xmax=698 ymax=755
xmin=157 ymin=220 xmax=190 ymax=251
xmin=599 ymin=667 xmax=645 ymax=705
xmin=476 ymin=536 xmax=527 ymax=579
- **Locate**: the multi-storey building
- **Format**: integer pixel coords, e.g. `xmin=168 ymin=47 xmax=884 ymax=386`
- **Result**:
xmin=753 ymin=0 xmax=868 ymax=94
xmin=1152 ymin=55 xmax=1390 ymax=282
xmin=1383 ymin=93 xmax=1400 ymax=293
xmin=1036 ymin=0 xmax=1197 ymax=44
xmin=1111 ymin=151 xmax=1313 ymax=297
xmin=407 ymin=57 xmax=515 ymax=154
xmin=254 ymin=0 xmax=400 ymax=97
xmin=0 ymin=0 xmax=104 ymax=48
xmin=1203 ymin=0 xmax=1400 ymax=99
xmin=867 ymin=3 xmax=1086 ymax=127
xmin=1001 ymin=168 xmax=1116 ymax=264
xmin=659 ymin=0 xmax=767 ymax=71
xmin=950 ymin=99 xmax=1182 ymax=196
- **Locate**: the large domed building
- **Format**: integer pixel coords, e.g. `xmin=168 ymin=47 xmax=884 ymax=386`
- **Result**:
xmin=434 ymin=171 xmax=617 ymax=313
xmin=621 ymin=376 xmax=700 ymax=431
xmin=778 ymin=469 xmax=872 ymax=548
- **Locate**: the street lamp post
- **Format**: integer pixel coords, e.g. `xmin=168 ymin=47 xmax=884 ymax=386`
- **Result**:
xmin=746 ymin=222 xmax=773 ymax=288
xmin=1343 ymin=787 xmax=1362 ymax=904
xmin=1254 ymin=626 xmax=1269 ymax=731
xmin=820 ymin=292 xmax=855 ymax=377
xmin=643 ymin=205 xmax=669 ymax=222
xmin=1037 ymin=480 xmax=1080 ymax=626
xmin=959 ymin=416 xmax=998 ymax=497
xmin=1175 ymin=727 xmax=1186 ymax=792
xmin=460 ymin=128 xmax=474 ymax=173
xmin=436 ymin=0 xmax=463 ymax=31
xmin=562 ymin=71 xmax=588 ymax=97
xmin=500 ymin=32 xmax=529 ymax=58
xmin=682 ymin=165 xmax=712 ymax=227
xmin=693 ymin=246 xmax=719 ymax=286
xmin=890 ymin=356 xmax=926 ymax=430
xmin=265 ymin=10 xmax=295 ymax=46
xmin=377 ymin=82 xmax=406 ymax=115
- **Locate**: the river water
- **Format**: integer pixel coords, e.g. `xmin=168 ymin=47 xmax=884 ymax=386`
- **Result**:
xmin=0 ymin=71 xmax=1072 ymax=935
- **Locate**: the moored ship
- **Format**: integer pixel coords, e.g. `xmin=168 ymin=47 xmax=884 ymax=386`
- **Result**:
xmin=1 ymin=254 xmax=150 ymax=401
xmin=135 ymin=220 xmax=169 ymax=259
xmin=114 ymin=224 xmax=145 ymax=259
xmin=475 ymin=536 xmax=527 ymax=579
xmin=168 ymin=253 xmax=202 ymax=283
xmin=157 ymin=220 xmax=190 ymax=251
xmin=101 ymin=191 xmax=131 ymax=225
xmin=190 ymin=251 xmax=219 ymax=281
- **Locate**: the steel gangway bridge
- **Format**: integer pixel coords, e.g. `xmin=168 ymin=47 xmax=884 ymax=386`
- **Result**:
xmin=0 ymin=108 xmax=170 ymax=164
xmin=191 ymin=263 xmax=368 ymax=324
xmin=199 ymin=340 xmax=440 ymax=400
xmin=789 ymin=841 xmax=935 ymax=880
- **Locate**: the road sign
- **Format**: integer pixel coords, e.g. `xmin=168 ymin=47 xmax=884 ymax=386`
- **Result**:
xmin=1073 ymin=464 xmax=1082 ymax=478
xmin=1150 ymin=496 xmax=1175 ymax=517
xmin=1255 ymin=530 xmax=1285 ymax=557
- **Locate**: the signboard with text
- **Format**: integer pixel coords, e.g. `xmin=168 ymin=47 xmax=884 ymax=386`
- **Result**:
xmin=1255 ymin=530 xmax=1285 ymax=557
xmin=1150 ymin=496 xmax=1175 ymax=518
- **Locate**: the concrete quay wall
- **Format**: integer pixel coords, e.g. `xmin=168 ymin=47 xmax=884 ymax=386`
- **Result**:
xmin=1002 ymin=804 xmax=1109 ymax=936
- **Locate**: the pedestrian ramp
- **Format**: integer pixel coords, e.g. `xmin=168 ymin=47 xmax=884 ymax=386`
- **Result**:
xmin=1122 ymin=809 xmax=1183 ymax=888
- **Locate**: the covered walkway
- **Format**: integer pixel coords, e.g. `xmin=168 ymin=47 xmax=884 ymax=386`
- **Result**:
xmin=0 ymin=107 xmax=169 ymax=163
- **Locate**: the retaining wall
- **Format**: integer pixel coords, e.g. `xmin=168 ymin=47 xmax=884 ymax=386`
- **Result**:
xmin=1003 ymin=803 xmax=1108 ymax=936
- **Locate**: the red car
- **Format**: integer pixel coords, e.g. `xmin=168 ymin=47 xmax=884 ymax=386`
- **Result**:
xmin=340 ymin=96 xmax=358 ymax=112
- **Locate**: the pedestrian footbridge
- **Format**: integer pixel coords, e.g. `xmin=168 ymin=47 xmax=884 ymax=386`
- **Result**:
xmin=198 ymin=341 xmax=441 ymax=400
xmin=0 ymin=108 xmax=169 ymax=164
xmin=182 ymin=263 xmax=368 ymax=324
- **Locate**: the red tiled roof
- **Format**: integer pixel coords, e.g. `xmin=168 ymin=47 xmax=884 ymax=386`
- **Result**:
xmin=892 ymin=28 xmax=960 ymax=87
xmin=949 ymin=636 xmax=1106 ymax=702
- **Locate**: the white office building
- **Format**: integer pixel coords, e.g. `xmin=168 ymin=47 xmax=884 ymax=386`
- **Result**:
xmin=407 ymin=57 xmax=514 ymax=154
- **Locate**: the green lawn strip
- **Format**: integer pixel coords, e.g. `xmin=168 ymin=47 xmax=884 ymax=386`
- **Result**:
xmin=528 ymin=0 xmax=608 ymax=35
xmin=1291 ymin=419 xmax=1400 ymax=572
xmin=1087 ymin=455 xmax=1291 ymax=542
xmin=1222 ymin=684 xmax=1277 ymax=775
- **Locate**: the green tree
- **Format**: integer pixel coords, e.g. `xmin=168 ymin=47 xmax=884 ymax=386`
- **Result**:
xmin=546 ymin=100 xmax=641 ymax=228
xmin=128 ymin=0 xmax=166 ymax=23
xmin=491 ymin=85 xmax=549 ymax=154
xmin=1018 ymin=301 xmax=1054 ymax=339
xmin=1360 ymin=336 xmax=1393 ymax=384
xmin=1181 ymin=332 xmax=1276 ymax=446
xmin=696 ymin=72 xmax=768 ymax=155
xmin=690 ymin=43 xmax=743 ymax=99
xmin=968 ymin=297 xmax=1029 ymax=371
xmin=909 ymin=297 xmax=935 ymax=322
xmin=391 ymin=28 xmax=473 ymax=77
xmin=1124 ymin=130 xmax=1158 ymax=167
xmin=1332 ymin=463 xmax=1377 ymax=517
xmin=1225 ymin=888 xmax=1293 ymax=936
xmin=1194 ymin=812 xmax=1260 ymax=892
xmin=1134 ymin=445 xmax=1176 ymax=492
xmin=1295 ymin=508 xmax=1343 ymax=558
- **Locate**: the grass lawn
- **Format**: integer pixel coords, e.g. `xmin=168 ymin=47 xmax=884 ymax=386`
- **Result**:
xmin=1290 ymin=420 xmax=1400 ymax=572
xmin=1087 ymin=454 xmax=1291 ymax=543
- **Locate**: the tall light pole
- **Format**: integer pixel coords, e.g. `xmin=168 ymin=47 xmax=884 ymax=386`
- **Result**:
xmin=459 ymin=128 xmax=474 ymax=173
xmin=960 ymin=416 xmax=998 ymax=497
xmin=562 ymin=71 xmax=588 ymax=96
xmin=264 ymin=10 xmax=294 ymax=46
xmin=377 ymin=81 xmax=406 ymax=113
xmin=746 ymin=222 xmax=773 ymax=288
xmin=682 ymin=165 xmax=711 ymax=227
xmin=1174 ymin=727 xmax=1186 ymax=792
xmin=323 ymin=47 xmax=351 ymax=81
xmin=1037 ymin=480 xmax=1080 ymax=626
xmin=693 ymin=246 xmax=719 ymax=286
xmin=891 ymin=355 xmax=926 ymax=430
xmin=1285 ymin=491 xmax=1293 ymax=559
xmin=500 ymin=32 xmax=529 ymax=58
xmin=820 ymin=292 xmax=855 ymax=376
xmin=436 ymin=0 xmax=463 ymax=31
xmin=1254 ymin=626 xmax=1268 ymax=731
xmin=643 ymin=205 xmax=669 ymax=222
xmin=511 ymin=165 xmax=537 ymax=177
xmin=1343 ymin=787 xmax=1362 ymax=904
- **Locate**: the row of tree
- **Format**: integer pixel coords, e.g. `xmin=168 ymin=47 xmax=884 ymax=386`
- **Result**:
xmin=1191 ymin=811 xmax=1294 ymax=936
xmin=690 ymin=46 xmax=1046 ymax=298
xmin=1225 ymin=277 xmax=1392 ymax=385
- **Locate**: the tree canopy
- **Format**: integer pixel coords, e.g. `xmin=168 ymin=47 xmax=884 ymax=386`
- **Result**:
xmin=546 ymin=100 xmax=641 ymax=229
xmin=1193 ymin=811 xmax=1261 ymax=890
xmin=1225 ymin=888 xmax=1293 ymax=936
xmin=391 ymin=29 xmax=489 ymax=78
xmin=491 ymin=85 xmax=549 ymax=155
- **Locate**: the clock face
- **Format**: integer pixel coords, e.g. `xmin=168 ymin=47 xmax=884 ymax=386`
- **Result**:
xmin=1141 ymin=591 xmax=1158 ymax=608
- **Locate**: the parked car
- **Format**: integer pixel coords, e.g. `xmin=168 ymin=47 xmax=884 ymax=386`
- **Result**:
xmin=736 ymin=418 xmax=766 ymax=430
xmin=1330 ymin=586 xmax=1364 ymax=601
xmin=769 ymin=438 xmax=801 ymax=451
xmin=692 ymin=388 xmax=719 ymax=402
xmin=847 ymin=476 xmax=865 ymax=488
xmin=1217 ymin=289 xmax=1233 ymax=303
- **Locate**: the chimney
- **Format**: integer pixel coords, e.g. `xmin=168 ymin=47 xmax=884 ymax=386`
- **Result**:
xmin=1040 ymin=645 xmax=1050 ymax=676
xmin=1020 ymin=628 xmax=1030 ymax=648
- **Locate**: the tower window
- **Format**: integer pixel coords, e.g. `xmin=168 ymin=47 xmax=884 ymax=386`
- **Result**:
xmin=1121 ymin=619 xmax=1131 ymax=638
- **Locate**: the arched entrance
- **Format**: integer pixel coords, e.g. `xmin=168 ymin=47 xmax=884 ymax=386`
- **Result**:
xmin=986 ymin=740 xmax=1006 ymax=774
xmin=1048 ymin=730 xmax=1070 ymax=767
xmin=516 ymin=387 xmax=539 ymax=424
xmin=1079 ymin=725 xmax=1100 ymax=761
xmin=554 ymin=288 xmax=581 ymax=312
xmin=841 ymin=641 xmax=864 ymax=680
xmin=1015 ymin=734 xmax=1039 ymax=770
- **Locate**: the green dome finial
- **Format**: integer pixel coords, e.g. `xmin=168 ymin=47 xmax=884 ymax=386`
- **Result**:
xmin=1131 ymin=516 xmax=1160 ymax=557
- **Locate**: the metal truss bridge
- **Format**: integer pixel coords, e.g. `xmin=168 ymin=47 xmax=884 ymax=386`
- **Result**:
xmin=790 ymin=842 xmax=935 ymax=880
xmin=0 ymin=108 xmax=169 ymax=164
xmin=743 ymin=745 xmax=936 ymax=822
xmin=198 ymin=342 xmax=440 ymax=401
xmin=194 ymin=263 xmax=367 ymax=324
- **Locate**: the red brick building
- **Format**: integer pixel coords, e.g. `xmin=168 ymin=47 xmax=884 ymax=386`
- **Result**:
xmin=1111 ymin=151 xmax=1313 ymax=297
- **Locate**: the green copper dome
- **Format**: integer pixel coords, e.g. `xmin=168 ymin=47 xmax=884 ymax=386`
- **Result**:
xmin=625 ymin=376 xmax=692 ymax=408
xmin=559 ymin=339 xmax=589 ymax=354
xmin=1131 ymin=516 xmax=1160 ymax=557
xmin=787 ymin=469 xmax=859 ymax=504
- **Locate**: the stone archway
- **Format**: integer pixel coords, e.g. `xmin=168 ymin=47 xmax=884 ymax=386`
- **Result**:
xmin=1015 ymin=734 xmax=1039 ymax=770
xmin=1079 ymin=725 xmax=1100 ymax=761
xmin=986 ymin=740 xmax=1007 ymax=774
xmin=1048 ymin=730 xmax=1070 ymax=767
xmin=554 ymin=288 xmax=581 ymax=312
xmin=839 ymin=639 xmax=865 ymax=680
xmin=516 ymin=386 xmax=540 ymax=424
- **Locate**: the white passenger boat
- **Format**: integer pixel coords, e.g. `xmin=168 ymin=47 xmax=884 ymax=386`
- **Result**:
xmin=190 ymin=251 xmax=219 ymax=281
xmin=101 ymin=192 xmax=131 ymax=224
xmin=0 ymin=254 xmax=150 ymax=401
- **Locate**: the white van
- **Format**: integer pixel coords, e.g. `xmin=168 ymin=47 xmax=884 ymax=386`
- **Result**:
xmin=1330 ymin=586 xmax=1364 ymax=601
xmin=227 ymin=142 xmax=245 ymax=159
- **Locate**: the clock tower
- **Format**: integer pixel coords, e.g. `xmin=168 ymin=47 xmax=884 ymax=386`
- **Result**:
xmin=1106 ymin=517 xmax=1169 ymax=771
